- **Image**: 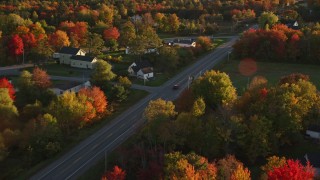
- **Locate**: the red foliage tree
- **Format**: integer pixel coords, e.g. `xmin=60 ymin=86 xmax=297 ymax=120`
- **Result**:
xmin=101 ymin=166 xmax=126 ymax=180
xmin=103 ymin=27 xmax=120 ymax=41
xmin=78 ymin=86 xmax=107 ymax=115
xmin=21 ymin=33 xmax=37 ymax=50
xmin=0 ymin=78 xmax=15 ymax=100
xmin=8 ymin=34 xmax=24 ymax=57
xmin=69 ymin=21 xmax=88 ymax=45
xmin=32 ymin=67 xmax=52 ymax=89
xmin=268 ymin=159 xmax=315 ymax=180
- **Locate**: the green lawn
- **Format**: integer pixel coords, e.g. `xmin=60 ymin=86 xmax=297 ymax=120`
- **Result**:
xmin=213 ymin=60 xmax=320 ymax=94
xmin=19 ymin=89 xmax=148 ymax=179
xmin=21 ymin=62 xmax=88 ymax=77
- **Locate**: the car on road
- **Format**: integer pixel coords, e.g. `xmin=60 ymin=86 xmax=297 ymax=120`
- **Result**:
xmin=172 ymin=84 xmax=179 ymax=90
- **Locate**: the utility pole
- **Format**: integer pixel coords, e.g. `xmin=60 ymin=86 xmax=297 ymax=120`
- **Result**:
xmin=227 ymin=51 xmax=231 ymax=62
xmin=22 ymin=48 xmax=25 ymax=65
xmin=105 ymin=150 xmax=108 ymax=172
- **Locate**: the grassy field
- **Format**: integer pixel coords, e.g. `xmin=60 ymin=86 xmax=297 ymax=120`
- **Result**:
xmin=213 ymin=60 xmax=320 ymax=94
xmin=19 ymin=89 xmax=148 ymax=179
xmin=21 ymin=62 xmax=89 ymax=77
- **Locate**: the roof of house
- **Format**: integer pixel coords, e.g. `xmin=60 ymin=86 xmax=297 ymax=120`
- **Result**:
xmin=131 ymin=61 xmax=153 ymax=73
xmin=308 ymin=125 xmax=320 ymax=132
xmin=58 ymin=47 xmax=84 ymax=55
xmin=70 ymin=55 xmax=96 ymax=62
xmin=173 ymin=39 xmax=196 ymax=45
xmin=53 ymin=81 xmax=83 ymax=91
xmin=141 ymin=67 xmax=153 ymax=74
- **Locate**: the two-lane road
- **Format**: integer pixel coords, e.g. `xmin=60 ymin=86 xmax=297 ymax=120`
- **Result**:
xmin=31 ymin=36 xmax=238 ymax=180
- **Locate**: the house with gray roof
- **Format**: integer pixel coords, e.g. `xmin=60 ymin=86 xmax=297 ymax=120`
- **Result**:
xmin=70 ymin=55 xmax=97 ymax=69
xmin=57 ymin=47 xmax=86 ymax=65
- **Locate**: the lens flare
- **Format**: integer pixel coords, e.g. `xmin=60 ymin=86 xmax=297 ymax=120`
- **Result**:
xmin=238 ymin=58 xmax=257 ymax=77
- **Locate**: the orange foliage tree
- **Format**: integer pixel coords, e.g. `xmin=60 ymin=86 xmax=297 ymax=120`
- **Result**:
xmin=103 ymin=27 xmax=120 ymax=41
xmin=48 ymin=30 xmax=70 ymax=50
xmin=32 ymin=67 xmax=52 ymax=89
xmin=78 ymin=86 xmax=107 ymax=115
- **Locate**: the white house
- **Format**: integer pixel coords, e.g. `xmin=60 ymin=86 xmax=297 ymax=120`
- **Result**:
xmin=57 ymin=47 xmax=86 ymax=65
xmin=170 ymin=39 xmax=196 ymax=48
xmin=128 ymin=61 xmax=154 ymax=79
xmin=306 ymin=125 xmax=320 ymax=139
xmin=50 ymin=81 xmax=91 ymax=96
xmin=70 ymin=55 xmax=97 ymax=69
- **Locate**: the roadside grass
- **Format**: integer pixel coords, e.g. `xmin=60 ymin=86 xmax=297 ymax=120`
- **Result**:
xmin=19 ymin=89 xmax=148 ymax=179
xmin=21 ymin=62 xmax=88 ymax=77
xmin=213 ymin=60 xmax=320 ymax=94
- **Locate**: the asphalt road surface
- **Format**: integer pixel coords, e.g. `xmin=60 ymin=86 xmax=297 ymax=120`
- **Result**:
xmin=31 ymin=36 xmax=238 ymax=180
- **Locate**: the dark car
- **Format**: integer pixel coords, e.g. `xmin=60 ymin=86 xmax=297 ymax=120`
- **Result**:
xmin=172 ymin=84 xmax=179 ymax=90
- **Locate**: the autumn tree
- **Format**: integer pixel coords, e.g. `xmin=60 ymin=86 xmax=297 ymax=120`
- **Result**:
xmin=25 ymin=113 xmax=62 ymax=160
xmin=230 ymin=164 xmax=251 ymax=180
xmin=101 ymin=165 xmax=126 ymax=180
xmin=144 ymin=98 xmax=177 ymax=122
xmin=279 ymin=73 xmax=310 ymax=85
xmin=0 ymin=78 xmax=15 ymax=100
xmin=164 ymin=152 xmax=217 ymax=180
xmin=118 ymin=76 xmax=132 ymax=89
xmin=164 ymin=14 xmax=180 ymax=33
xmin=196 ymin=36 xmax=213 ymax=51
xmin=261 ymin=156 xmax=287 ymax=174
xmin=192 ymin=70 xmax=237 ymax=108
xmin=192 ymin=97 xmax=206 ymax=117
xmin=217 ymin=155 xmax=247 ymax=180
xmin=154 ymin=46 xmax=179 ymax=73
xmin=103 ymin=27 xmax=120 ymax=41
xmin=0 ymin=88 xmax=18 ymax=131
xmin=8 ymin=34 xmax=24 ymax=59
xmin=48 ymin=91 xmax=88 ymax=133
xmin=90 ymin=60 xmax=116 ymax=89
xmin=267 ymin=159 xmax=315 ymax=180
xmin=119 ymin=21 xmax=136 ymax=47
xmin=78 ymin=86 xmax=107 ymax=116
xmin=87 ymin=33 xmax=105 ymax=56
xmin=265 ymin=80 xmax=319 ymax=146
xmin=258 ymin=12 xmax=279 ymax=29
xmin=49 ymin=30 xmax=70 ymax=50
xmin=128 ymin=26 xmax=162 ymax=57
xmin=32 ymin=67 xmax=52 ymax=89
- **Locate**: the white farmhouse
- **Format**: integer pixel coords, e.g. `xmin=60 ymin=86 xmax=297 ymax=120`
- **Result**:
xmin=70 ymin=55 xmax=97 ymax=69
xmin=57 ymin=47 xmax=86 ymax=65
